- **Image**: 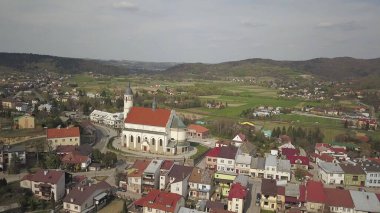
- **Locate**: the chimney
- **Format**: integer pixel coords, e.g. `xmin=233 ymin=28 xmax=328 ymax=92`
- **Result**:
xmin=66 ymin=188 xmax=70 ymax=194
xmin=44 ymin=170 xmax=48 ymax=176
xmin=198 ymin=169 xmax=201 ymax=174
xmin=70 ymin=198 xmax=74 ymax=202
xmin=81 ymin=187 xmax=84 ymax=192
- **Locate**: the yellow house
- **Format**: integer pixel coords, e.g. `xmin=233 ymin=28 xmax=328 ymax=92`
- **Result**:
xmin=260 ymin=179 xmax=278 ymax=211
xmin=214 ymin=172 xmax=237 ymax=198
xmin=14 ymin=114 xmax=35 ymax=129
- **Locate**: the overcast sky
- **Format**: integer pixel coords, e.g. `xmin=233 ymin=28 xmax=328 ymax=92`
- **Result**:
xmin=0 ymin=0 xmax=379 ymax=63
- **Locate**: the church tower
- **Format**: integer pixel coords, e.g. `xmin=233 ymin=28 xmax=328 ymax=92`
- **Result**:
xmin=124 ymin=82 xmax=133 ymax=121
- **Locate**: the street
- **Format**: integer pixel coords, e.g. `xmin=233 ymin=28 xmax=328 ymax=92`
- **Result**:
xmin=246 ymin=178 xmax=262 ymax=213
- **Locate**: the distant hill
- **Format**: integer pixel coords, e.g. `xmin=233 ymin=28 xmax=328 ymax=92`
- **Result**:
xmin=0 ymin=53 xmax=177 ymax=75
xmin=163 ymin=57 xmax=380 ymax=80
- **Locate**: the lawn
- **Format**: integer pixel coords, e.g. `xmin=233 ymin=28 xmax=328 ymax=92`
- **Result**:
xmin=190 ymin=142 xmax=209 ymax=159
xmin=98 ymin=199 xmax=128 ymax=213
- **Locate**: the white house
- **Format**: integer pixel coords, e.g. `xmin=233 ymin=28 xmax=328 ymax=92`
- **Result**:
xmin=168 ymin=165 xmax=193 ymax=197
xmin=318 ymin=162 xmax=344 ymax=185
xmin=216 ymin=146 xmax=240 ymax=173
xmin=235 ymin=154 xmax=252 ymax=176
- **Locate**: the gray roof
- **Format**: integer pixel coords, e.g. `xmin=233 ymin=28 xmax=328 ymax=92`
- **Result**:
xmin=265 ymin=155 xmax=277 ymax=167
xmin=125 ymin=83 xmax=133 ymax=95
xmin=278 ymin=159 xmax=291 ymax=173
xmin=319 ymin=162 xmax=344 ymax=174
xmin=235 ymin=154 xmax=252 ymax=165
xmin=233 ymin=174 xmax=248 ymax=187
xmin=170 ymin=114 xmax=186 ymax=129
xmin=285 ymin=183 xmax=300 ymax=197
xmin=144 ymin=160 xmax=163 ymax=174
xmin=178 ymin=207 xmax=206 ymax=213
xmin=251 ymin=157 xmax=265 ymax=170
xmin=349 ymin=191 xmax=380 ymax=212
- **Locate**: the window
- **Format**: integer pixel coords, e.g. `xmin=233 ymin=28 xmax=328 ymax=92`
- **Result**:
xmin=74 ymin=206 xmax=78 ymax=210
xmin=213 ymin=159 xmax=216 ymax=162
xmin=70 ymin=139 xmax=72 ymax=142
xmin=221 ymin=160 xmax=224 ymax=163
xmin=75 ymin=138 xmax=78 ymax=141
xmin=137 ymin=136 xmax=141 ymax=143
xmin=264 ymin=201 xmax=268 ymax=206
xmin=176 ymin=187 xmax=179 ymax=191
xmin=353 ymin=176 xmax=358 ymax=181
xmin=66 ymin=204 xmax=70 ymax=208
xmin=147 ymin=208 xmax=152 ymax=212
xmin=228 ymin=160 xmax=232 ymax=164
xmin=151 ymin=138 xmax=155 ymax=146
xmin=159 ymin=139 xmax=163 ymax=146
xmin=130 ymin=135 xmax=134 ymax=142
xmin=167 ymin=148 xmax=171 ymax=152
xmin=208 ymin=158 xmax=211 ymax=162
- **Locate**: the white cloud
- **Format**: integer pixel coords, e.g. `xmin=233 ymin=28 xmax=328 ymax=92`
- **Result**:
xmin=112 ymin=1 xmax=138 ymax=11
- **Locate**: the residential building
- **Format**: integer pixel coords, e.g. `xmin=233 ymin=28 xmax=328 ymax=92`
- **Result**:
xmin=159 ymin=160 xmax=175 ymax=190
xmin=324 ymin=188 xmax=355 ymax=213
xmin=61 ymin=152 xmax=91 ymax=171
xmin=231 ymin=133 xmax=247 ymax=147
xmin=227 ymin=182 xmax=248 ymax=213
xmin=217 ymin=146 xmax=239 ymax=173
xmin=263 ymin=155 xmax=291 ymax=181
xmin=349 ymin=190 xmax=380 ymax=213
xmin=234 ymin=154 xmax=252 ymax=175
xmin=20 ymin=170 xmax=66 ymax=201
xmin=89 ymin=110 xmax=124 ymax=129
xmin=214 ymin=172 xmax=237 ymax=198
xmin=187 ymin=124 xmax=209 ymax=139
xmin=0 ymin=144 xmax=26 ymax=170
xmin=206 ymin=147 xmax=221 ymax=170
xmin=305 ymin=181 xmax=326 ymax=213
xmin=318 ymin=162 xmax=344 ymax=185
xmin=188 ymin=168 xmax=214 ymax=200
xmin=47 ymin=127 xmax=80 ymax=150
xmin=167 ymin=164 xmax=193 ymax=197
xmin=142 ymin=159 xmax=163 ymax=194
xmin=250 ymin=157 xmax=266 ymax=178
xmin=280 ymin=148 xmax=300 ymax=158
xmin=179 ymin=207 xmax=206 ymax=213
xmin=340 ymin=164 xmax=366 ymax=186
xmin=134 ymin=190 xmax=185 ymax=213
xmin=260 ymin=179 xmax=278 ymax=211
xmin=126 ymin=159 xmax=151 ymax=194
xmin=14 ymin=114 xmax=35 ymax=129
xmin=283 ymin=183 xmax=306 ymax=208
xmin=121 ymin=84 xmax=189 ymax=155
xmin=63 ymin=181 xmax=112 ymax=213
xmin=357 ymin=159 xmax=380 ymax=187
xmin=287 ymin=156 xmax=309 ymax=170
xmin=205 ymin=201 xmax=225 ymax=212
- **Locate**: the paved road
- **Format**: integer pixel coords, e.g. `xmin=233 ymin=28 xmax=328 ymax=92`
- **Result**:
xmin=292 ymin=111 xmax=342 ymax=120
xmin=246 ymin=178 xmax=262 ymax=213
xmin=93 ymin=124 xmax=118 ymax=153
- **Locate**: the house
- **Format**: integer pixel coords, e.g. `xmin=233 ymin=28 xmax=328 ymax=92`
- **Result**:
xmin=359 ymin=160 xmax=380 ymax=188
xmin=0 ymin=144 xmax=26 ymax=171
xmin=1 ymin=99 xmax=16 ymax=109
xmin=126 ymin=159 xmax=151 ymax=194
xmin=284 ymin=183 xmax=306 ymax=208
xmin=63 ymin=181 xmax=112 ymax=213
xmin=205 ymin=147 xmax=221 ymax=170
xmin=159 ymin=160 xmax=175 ymax=190
xmin=142 ymin=159 xmax=163 ymax=195
xmin=324 ymin=188 xmax=355 ymax=213
xmin=133 ymin=190 xmax=185 ymax=213
xmin=178 ymin=207 xmax=206 ymax=213
xmin=38 ymin=103 xmax=52 ymax=112
xmin=349 ymin=190 xmax=380 ymax=213
xmin=231 ymin=133 xmax=247 ymax=147
xmin=13 ymin=114 xmax=35 ymax=129
xmin=61 ymin=153 xmax=91 ymax=171
xmin=90 ymin=110 xmax=124 ymax=129
xmin=234 ymin=154 xmax=252 ymax=175
xmin=214 ymin=172 xmax=237 ymax=198
xmin=227 ymin=182 xmax=248 ymax=213
xmin=263 ymin=155 xmax=291 ymax=181
xmin=47 ymin=127 xmax=80 ymax=150
xmin=340 ymin=164 xmax=366 ymax=186
xmin=55 ymin=144 xmax=93 ymax=157
xmin=215 ymin=140 xmax=231 ymax=148
xmin=20 ymin=170 xmax=66 ymax=201
xmin=278 ymin=142 xmax=296 ymax=151
xmin=260 ymin=179 xmax=278 ymax=211
xmin=305 ymin=181 xmax=326 ymax=213
xmin=187 ymin=124 xmax=210 ymax=139
xmin=316 ymin=153 xmax=339 ymax=165
xmin=121 ymin=84 xmax=189 ymax=155
xmin=205 ymin=201 xmax=225 ymax=212
xmin=318 ymin=162 xmax=344 ymax=185
xmin=167 ymin=164 xmax=193 ymax=197
xmin=281 ymin=148 xmax=300 ymax=158
xmin=188 ymin=168 xmax=214 ymax=200
xmin=217 ymin=146 xmax=240 ymax=173
xmin=250 ymin=157 xmax=266 ymax=178
xmin=238 ymin=141 xmax=255 ymax=156
xmin=287 ymin=156 xmax=309 ymax=170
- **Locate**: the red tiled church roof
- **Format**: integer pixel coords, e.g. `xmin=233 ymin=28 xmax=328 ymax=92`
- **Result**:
xmin=47 ymin=127 xmax=80 ymax=139
xmin=124 ymin=107 xmax=171 ymax=127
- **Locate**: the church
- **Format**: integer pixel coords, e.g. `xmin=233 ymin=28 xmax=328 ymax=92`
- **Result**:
xmin=121 ymin=83 xmax=190 ymax=155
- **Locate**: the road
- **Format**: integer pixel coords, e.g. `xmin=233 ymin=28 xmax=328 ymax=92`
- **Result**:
xmin=292 ymin=111 xmax=342 ymax=120
xmin=93 ymin=124 xmax=118 ymax=153
xmin=245 ymin=178 xmax=262 ymax=213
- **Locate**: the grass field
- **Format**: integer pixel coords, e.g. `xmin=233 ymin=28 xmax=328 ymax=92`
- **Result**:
xmin=98 ymin=199 xmax=127 ymax=213
xmin=190 ymin=142 xmax=209 ymax=159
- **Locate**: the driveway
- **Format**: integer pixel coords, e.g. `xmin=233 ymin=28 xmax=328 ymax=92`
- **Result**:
xmin=245 ymin=178 xmax=262 ymax=213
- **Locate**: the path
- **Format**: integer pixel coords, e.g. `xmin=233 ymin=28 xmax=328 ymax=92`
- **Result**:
xmin=292 ymin=111 xmax=342 ymax=120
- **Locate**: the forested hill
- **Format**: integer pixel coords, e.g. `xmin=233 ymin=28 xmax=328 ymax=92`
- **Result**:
xmin=163 ymin=57 xmax=380 ymax=80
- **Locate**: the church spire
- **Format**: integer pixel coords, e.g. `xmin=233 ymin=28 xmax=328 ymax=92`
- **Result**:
xmin=152 ymin=96 xmax=157 ymax=111
xmin=125 ymin=82 xmax=133 ymax=95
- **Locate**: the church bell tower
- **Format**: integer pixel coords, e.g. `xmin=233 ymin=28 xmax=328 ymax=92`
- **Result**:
xmin=124 ymin=82 xmax=133 ymax=121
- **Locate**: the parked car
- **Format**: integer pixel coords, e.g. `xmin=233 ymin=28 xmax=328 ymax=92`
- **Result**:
xmin=256 ymin=193 xmax=261 ymax=206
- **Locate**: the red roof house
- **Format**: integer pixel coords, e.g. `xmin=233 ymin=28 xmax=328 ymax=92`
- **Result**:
xmin=124 ymin=107 xmax=171 ymax=127
xmin=281 ymin=148 xmax=300 ymax=158
xmin=187 ymin=124 xmax=210 ymax=139
xmin=287 ymin=156 xmax=309 ymax=169
xmin=324 ymin=188 xmax=354 ymax=210
xmin=134 ymin=190 xmax=184 ymax=213
xmin=227 ymin=183 xmax=248 ymax=200
xmin=47 ymin=127 xmax=80 ymax=139
xmin=306 ymin=181 xmax=326 ymax=204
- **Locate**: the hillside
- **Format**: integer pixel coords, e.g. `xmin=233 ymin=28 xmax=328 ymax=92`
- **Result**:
xmin=163 ymin=57 xmax=380 ymax=81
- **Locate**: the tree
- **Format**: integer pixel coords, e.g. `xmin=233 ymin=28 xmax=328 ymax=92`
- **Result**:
xmin=45 ymin=153 xmax=61 ymax=169
xmin=92 ymin=149 xmax=103 ymax=163
xmin=8 ymin=153 xmax=21 ymax=174
xmin=103 ymin=152 xmax=117 ymax=168
xmin=294 ymin=168 xmax=308 ymax=181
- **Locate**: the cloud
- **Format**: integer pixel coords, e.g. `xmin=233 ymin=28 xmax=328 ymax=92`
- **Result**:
xmin=241 ymin=20 xmax=265 ymax=28
xmin=316 ymin=21 xmax=363 ymax=31
xmin=112 ymin=1 xmax=138 ymax=11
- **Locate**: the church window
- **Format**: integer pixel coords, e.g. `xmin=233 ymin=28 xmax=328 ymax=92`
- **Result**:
xmin=130 ymin=135 xmax=134 ymax=142
xmin=159 ymin=139 xmax=163 ymax=146
xmin=137 ymin=136 xmax=141 ymax=143
xmin=151 ymin=138 xmax=155 ymax=146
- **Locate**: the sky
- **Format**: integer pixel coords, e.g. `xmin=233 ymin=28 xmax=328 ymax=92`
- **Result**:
xmin=0 ymin=0 xmax=379 ymax=63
